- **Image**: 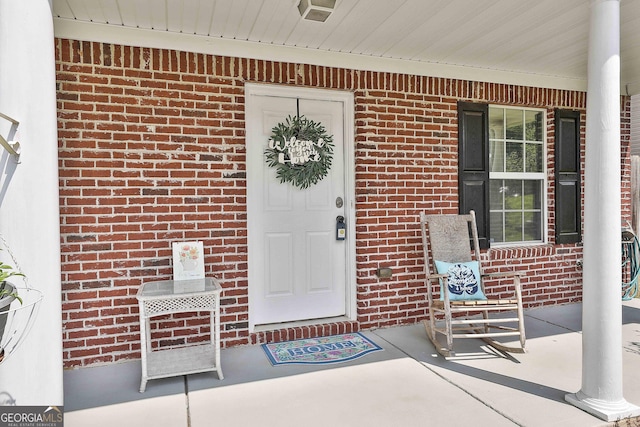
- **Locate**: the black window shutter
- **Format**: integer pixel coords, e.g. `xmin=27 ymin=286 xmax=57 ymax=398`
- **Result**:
xmin=458 ymin=101 xmax=490 ymax=249
xmin=555 ymin=109 xmax=581 ymax=244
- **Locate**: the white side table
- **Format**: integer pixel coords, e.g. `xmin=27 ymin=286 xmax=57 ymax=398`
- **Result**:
xmin=136 ymin=277 xmax=224 ymax=392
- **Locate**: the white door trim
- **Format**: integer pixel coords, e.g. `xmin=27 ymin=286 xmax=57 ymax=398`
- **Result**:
xmin=245 ymin=83 xmax=356 ymax=332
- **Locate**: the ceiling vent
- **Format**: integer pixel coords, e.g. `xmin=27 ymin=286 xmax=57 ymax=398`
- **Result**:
xmin=298 ymin=0 xmax=336 ymax=22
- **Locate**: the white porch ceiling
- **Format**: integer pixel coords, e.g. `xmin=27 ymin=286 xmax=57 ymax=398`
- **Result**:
xmin=52 ymin=0 xmax=640 ymax=94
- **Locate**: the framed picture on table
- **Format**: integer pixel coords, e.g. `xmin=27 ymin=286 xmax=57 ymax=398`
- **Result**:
xmin=172 ymin=241 xmax=206 ymax=291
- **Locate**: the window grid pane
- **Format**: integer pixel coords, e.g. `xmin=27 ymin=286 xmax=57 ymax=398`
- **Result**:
xmin=506 ymin=142 xmax=523 ymax=172
xmin=523 ymin=180 xmax=542 ymax=209
xmin=505 ymin=212 xmax=523 ymax=242
xmin=524 ymin=212 xmax=542 ymax=241
xmin=490 ymin=180 xmax=503 ymax=210
xmin=504 ymin=180 xmax=523 ymax=210
xmin=525 ymin=142 xmax=543 ymax=173
xmin=525 ymin=110 xmax=543 ymax=142
xmin=489 ymin=140 xmax=505 ymax=172
xmin=506 ymin=109 xmax=523 ymax=140
xmin=491 ymin=212 xmax=505 ymax=243
xmin=489 ymin=107 xmax=505 ymax=139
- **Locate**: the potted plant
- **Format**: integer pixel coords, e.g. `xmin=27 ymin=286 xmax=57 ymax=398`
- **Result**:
xmin=0 ymin=253 xmax=24 ymax=362
xmin=0 ymin=256 xmax=23 ymax=306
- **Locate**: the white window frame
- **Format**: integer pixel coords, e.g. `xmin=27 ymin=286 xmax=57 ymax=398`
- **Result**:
xmin=488 ymin=105 xmax=548 ymax=246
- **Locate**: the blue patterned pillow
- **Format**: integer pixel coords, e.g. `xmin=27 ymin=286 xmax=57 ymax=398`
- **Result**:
xmin=435 ymin=260 xmax=486 ymax=301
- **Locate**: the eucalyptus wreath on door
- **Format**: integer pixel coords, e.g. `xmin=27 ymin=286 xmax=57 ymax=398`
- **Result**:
xmin=264 ymin=114 xmax=334 ymax=190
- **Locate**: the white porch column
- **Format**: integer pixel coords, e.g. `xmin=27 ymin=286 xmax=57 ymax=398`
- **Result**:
xmin=565 ymin=0 xmax=640 ymax=422
xmin=0 ymin=0 xmax=63 ymax=406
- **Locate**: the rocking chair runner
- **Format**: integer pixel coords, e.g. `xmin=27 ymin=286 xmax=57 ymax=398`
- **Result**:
xmin=420 ymin=211 xmax=526 ymax=357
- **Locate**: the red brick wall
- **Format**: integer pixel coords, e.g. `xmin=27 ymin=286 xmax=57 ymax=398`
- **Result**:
xmin=56 ymin=38 xmax=631 ymax=368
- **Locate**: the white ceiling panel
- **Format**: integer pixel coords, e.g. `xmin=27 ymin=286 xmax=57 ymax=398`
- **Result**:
xmin=353 ymin=0 xmax=446 ymax=57
xmin=268 ymin=6 xmax=308 ymax=46
xmin=217 ymin=0 xmax=251 ymax=39
xmin=148 ymin=0 xmax=168 ymax=30
xmin=166 ymin=0 xmax=187 ymax=33
xmin=112 ymin=0 xmax=137 ymax=27
xmin=52 ymin=0 xmax=74 ymax=19
xmin=208 ymin=0 xmax=234 ymax=37
xmin=189 ymin=1 xmax=216 ymax=35
xmin=60 ymin=0 xmax=91 ymax=21
xmin=321 ymin=0 xmax=406 ymax=54
xmin=50 ymin=0 xmax=640 ymax=94
xmin=97 ymin=0 xmax=123 ymax=25
xmin=246 ymin=0 xmax=292 ymax=43
xmin=233 ymin=1 xmax=266 ymax=41
xmin=390 ymin=2 xmax=489 ymax=61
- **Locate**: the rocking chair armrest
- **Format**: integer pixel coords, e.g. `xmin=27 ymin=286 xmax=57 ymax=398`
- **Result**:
xmin=481 ymin=271 xmax=524 ymax=280
xmin=425 ymin=273 xmax=449 ymax=297
xmin=481 ymin=271 xmax=524 ymax=295
xmin=427 ymin=273 xmax=449 ymax=281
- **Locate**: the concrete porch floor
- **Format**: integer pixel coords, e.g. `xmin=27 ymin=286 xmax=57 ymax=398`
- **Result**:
xmin=63 ymin=300 xmax=640 ymax=427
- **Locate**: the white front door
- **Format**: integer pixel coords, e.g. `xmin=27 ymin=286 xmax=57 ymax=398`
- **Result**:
xmin=246 ymin=85 xmax=354 ymax=330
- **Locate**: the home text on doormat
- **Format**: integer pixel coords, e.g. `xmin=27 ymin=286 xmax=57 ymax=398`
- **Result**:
xmin=261 ymin=333 xmax=383 ymax=366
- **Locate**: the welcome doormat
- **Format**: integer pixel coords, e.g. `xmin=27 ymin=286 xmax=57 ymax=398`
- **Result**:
xmin=261 ymin=333 xmax=383 ymax=366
